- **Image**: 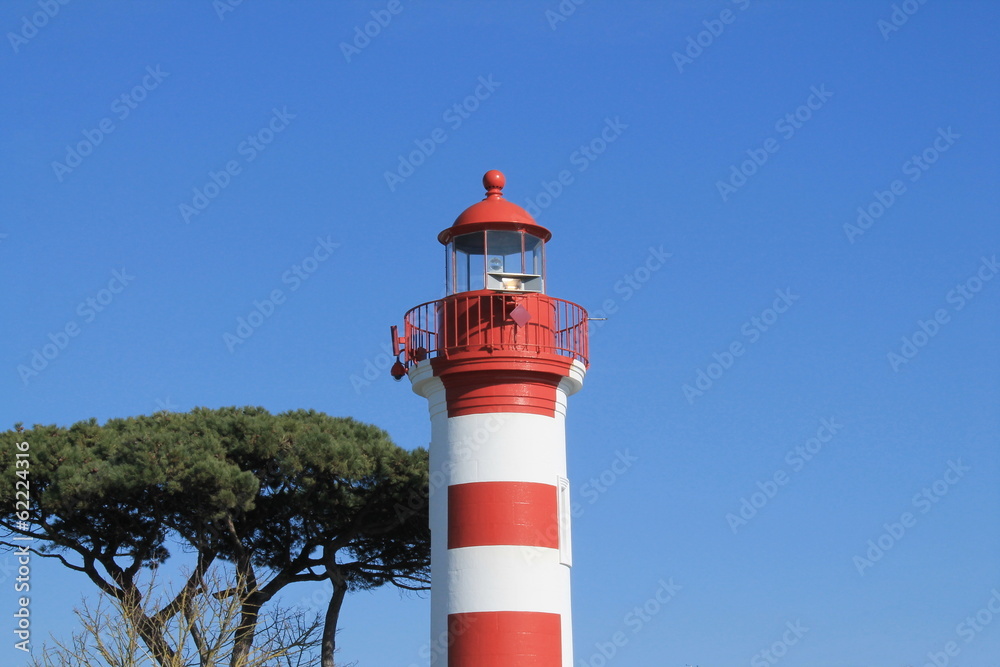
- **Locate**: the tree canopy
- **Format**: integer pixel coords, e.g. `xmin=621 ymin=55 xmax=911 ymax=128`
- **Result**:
xmin=0 ymin=406 xmax=430 ymax=667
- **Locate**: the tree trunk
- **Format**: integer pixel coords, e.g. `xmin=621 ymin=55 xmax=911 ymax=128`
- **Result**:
xmin=230 ymin=592 xmax=263 ymax=667
xmin=229 ymin=553 xmax=260 ymax=667
xmin=321 ymin=569 xmax=348 ymax=667
xmin=135 ymin=615 xmax=175 ymax=667
xmin=120 ymin=588 xmax=174 ymax=666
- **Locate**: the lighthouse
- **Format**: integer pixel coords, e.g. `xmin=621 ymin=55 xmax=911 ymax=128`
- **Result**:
xmin=392 ymin=170 xmax=589 ymax=666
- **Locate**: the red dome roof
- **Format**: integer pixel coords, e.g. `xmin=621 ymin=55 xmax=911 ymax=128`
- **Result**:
xmin=438 ymin=170 xmax=552 ymax=244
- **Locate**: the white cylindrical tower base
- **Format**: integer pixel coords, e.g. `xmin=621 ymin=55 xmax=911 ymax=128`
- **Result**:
xmin=411 ymin=359 xmax=585 ymax=667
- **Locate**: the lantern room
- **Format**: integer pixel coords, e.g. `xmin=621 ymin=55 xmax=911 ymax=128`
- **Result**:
xmin=439 ymin=170 xmax=552 ymax=294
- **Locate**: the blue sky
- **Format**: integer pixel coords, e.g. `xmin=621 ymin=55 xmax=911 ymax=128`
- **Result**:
xmin=2 ymin=1 xmax=999 ymax=665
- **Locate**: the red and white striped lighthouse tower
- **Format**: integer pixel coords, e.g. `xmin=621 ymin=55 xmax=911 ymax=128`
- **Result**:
xmin=392 ymin=170 xmax=589 ymax=666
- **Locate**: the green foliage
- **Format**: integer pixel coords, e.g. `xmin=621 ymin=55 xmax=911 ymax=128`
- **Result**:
xmin=0 ymin=406 xmax=429 ymax=666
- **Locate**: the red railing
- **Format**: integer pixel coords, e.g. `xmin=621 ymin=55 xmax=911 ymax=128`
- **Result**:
xmin=403 ymin=292 xmax=588 ymax=367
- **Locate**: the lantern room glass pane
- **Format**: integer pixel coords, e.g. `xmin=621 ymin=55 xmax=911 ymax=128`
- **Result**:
xmin=525 ymin=234 xmax=544 ymax=281
xmin=451 ymin=232 xmax=486 ymax=293
xmin=485 ymin=230 xmax=524 ymax=274
xmin=445 ymin=240 xmax=455 ymax=294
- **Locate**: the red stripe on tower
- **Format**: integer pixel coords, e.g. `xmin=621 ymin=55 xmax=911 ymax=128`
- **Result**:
xmin=448 ymin=611 xmax=562 ymax=666
xmin=433 ymin=356 xmax=577 ymax=417
xmin=448 ymin=481 xmax=558 ymax=549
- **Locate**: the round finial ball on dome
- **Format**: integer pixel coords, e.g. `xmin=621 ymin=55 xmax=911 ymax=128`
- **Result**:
xmin=483 ymin=170 xmax=505 ymax=192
